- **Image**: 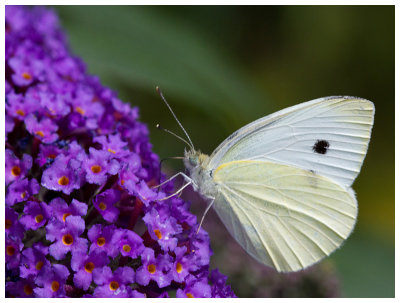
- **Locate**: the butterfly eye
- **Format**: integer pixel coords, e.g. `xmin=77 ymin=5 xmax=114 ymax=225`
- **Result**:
xmin=189 ymin=157 xmax=198 ymax=166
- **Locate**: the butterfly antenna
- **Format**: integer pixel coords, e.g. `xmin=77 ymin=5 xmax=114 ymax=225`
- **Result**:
xmin=156 ymin=86 xmax=195 ymax=150
xmin=156 ymin=124 xmax=192 ymax=150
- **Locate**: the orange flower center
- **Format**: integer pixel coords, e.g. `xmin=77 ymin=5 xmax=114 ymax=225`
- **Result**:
xmin=107 ymin=148 xmax=116 ymax=154
xmin=75 ymin=106 xmax=85 ymax=115
xmin=62 ymin=213 xmax=71 ymax=222
xmin=5 ymin=219 xmax=12 ymax=230
xmin=62 ymin=234 xmax=74 ymax=246
xmin=176 ymin=262 xmax=183 ymax=273
xmin=35 ymin=130 xmax=45 ymax=137
xmin=23 ymin=284 xmax=33 ymax=295
xmin=123 ymin=244 xmax=131 ymax=253
xmin=91 ymin=165 xmax=102 ymax=174
xmin=35 ymin=214 xmax=44 ymax=223
xmin=120 ymin=179 xmax=125 ymax=185
xmin=6 ymin=245 xmax=15 ymax=256
xmin=58 ymin=176 xmax=69 ymax=186
xmin=48 ymin=154 xmax=57 ymax=159
xmin=98 ymin=202 xmax=107 ymax=211
xmin=22 ymin=72 xmax=32 ymax=80
xmin=154 ymin=229 xmax=162 ymax=240
xmin=84 ymin=261 xmax=95 ymax=273
xmin=147 ymin=264 xmax=156 ymax=274
xmin=51 ymin=281 xmax=60 ymax=292
xmin=16 ymin=109 xmax=25 ymax=116
xmin=21 ymin=191 xmax=27 ymax=199
xmin=11 ymin=166 xmax=21 ymax=177
xmin=109 ymin=281 xmax=119 ymax=291
xmin=35 ymin=260 xmax=44 ymax=270
xmin=186 ymin=293 xmax=194 ymax=298
xmin=97 ymin=237 xmax=106 ymax=247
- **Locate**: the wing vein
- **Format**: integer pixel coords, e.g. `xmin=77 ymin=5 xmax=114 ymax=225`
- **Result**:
xmin=220 ymin=184 xmax=283 ymax=270
xmin=277 ymin=216 xmax=316 ymax=264
xmin=224 ymin=181 xmax=356 ymax=217
xmin=285 ymin=220 xmax=330 ymax=256
xmin=226 ymin=185 xmax=349 ymax=239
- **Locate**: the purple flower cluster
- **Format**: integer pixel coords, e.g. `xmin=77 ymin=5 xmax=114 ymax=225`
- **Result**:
xmin=5 ymin=6 xmax=235 ymax=298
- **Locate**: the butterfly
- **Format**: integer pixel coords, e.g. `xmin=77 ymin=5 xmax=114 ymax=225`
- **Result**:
xmin=156 ymin=88 xmax=375 ymax=273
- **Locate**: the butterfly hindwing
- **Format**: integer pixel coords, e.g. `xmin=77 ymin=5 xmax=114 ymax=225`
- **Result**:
xmin=212 ymin=160 xmax=357 ymax=272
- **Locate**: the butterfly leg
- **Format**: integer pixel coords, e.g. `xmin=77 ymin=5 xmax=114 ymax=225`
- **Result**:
xmin=196 ymin=197 xmax=215 ymax=234
xmin=156 ymin=180 xmax=193 ymax=201
xmin=151 ymin=172 xmax=192 ymax=189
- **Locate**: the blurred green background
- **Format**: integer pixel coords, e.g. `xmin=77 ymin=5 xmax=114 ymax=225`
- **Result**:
xmin=54 ymin=5 xmax=394 ymax=297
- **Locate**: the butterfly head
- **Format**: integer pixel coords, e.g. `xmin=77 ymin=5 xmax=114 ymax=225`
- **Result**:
xmin=183 ymin=149 xmax=215 ymax=197
xmin=184 ymin=149 xmax=209 ymax=171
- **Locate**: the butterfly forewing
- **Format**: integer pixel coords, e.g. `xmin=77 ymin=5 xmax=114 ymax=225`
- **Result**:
xmin=208 ymin=97 xmax=374 ymax=188
xmin=212 ymin=160 xmax=357 ymax=272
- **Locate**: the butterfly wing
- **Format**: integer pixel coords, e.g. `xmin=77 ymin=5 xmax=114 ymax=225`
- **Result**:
xmin=212 ymin=160 xmax=357 ymax=272
xmin=208 ymin=96 xmax=374 ymax=188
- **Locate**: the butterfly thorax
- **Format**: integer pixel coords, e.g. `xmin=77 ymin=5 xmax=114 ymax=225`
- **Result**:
xmin=184 ymin=149 xmax=218 ymax=199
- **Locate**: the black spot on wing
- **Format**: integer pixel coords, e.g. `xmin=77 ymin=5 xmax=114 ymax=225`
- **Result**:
xmin=313 ymin=140 xmax=330 ymax=154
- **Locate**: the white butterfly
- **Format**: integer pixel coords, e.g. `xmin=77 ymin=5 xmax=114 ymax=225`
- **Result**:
xmin=156 ymin=89 xmax=374 ymax=273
